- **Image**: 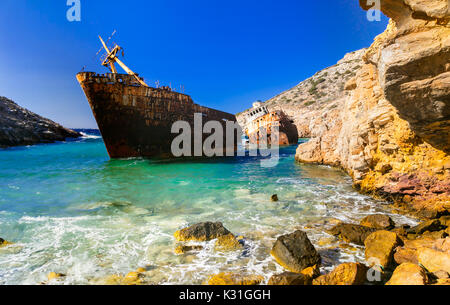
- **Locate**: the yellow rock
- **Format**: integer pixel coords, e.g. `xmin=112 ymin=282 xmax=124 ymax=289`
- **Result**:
xmin=93 ymin=274 xmax=123 ymax=285
xmin=364 ymin=230 xmax=402 ymax=268
xmin=313 ymin=263 xmax=368 ymax=285
xmin=214 ymin=233 xmax=242 ymax=252
xmin=136 ymin=267 xmax=146 ymax=273
xmin=0 ymin=238 xmax=12 ymax=248
xmin=318 ymin=236 xmax=336 ymax=247
xmin=434 ymin=278 xmax=450 ymax=285
xmin=300 ymin=264 xmax=320 ymax=279
xmin=174 ymin=222 xmax=230 ymax=242
xmin=207 ymin=273 xmax=263 ymax=285
xmin=47 ymin=272 xmax=65 ymax=281
xmin=122 ymin=272 xmax=143 ymax=285
xmin=386 ymin=263 xmax=428 ymax=285
xmin=417 ymin=247 xmax=450 ymax=273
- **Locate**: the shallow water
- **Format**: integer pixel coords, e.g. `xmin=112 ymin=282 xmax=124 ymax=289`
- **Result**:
xmin=0 ymin=130 xmax=417 ymax=284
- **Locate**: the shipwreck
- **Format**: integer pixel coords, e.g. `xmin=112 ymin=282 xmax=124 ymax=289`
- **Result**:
xmin=77 ymin=35 xmax=237 ymax=159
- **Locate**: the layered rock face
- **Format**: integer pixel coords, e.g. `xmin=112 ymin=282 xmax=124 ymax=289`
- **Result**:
xmin=296 ymin=0 xmax=450 ymax=218
xmin=0 ymin=96 xmax=80 ymax=147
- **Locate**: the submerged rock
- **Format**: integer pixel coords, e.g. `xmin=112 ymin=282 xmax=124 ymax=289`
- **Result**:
xmin=207 ymin=273 xmax=263 ymax=285
xmin=268 ymin=272 xmax=311 ymax=285
xmin=270 ymin=230 xmax=321 ymax=273
xmin=364 ymin=230 xmax=403 ymax=269
xmin=90 ymin=268 xmax=146 ymax=285
xmin=0 ymin=238 xmax=12 ymax=247
xmin=328 ymin=223 xmax=377 ymax=245
xmin=360 ymin=214 xmax=395 ymax=230
xmin=174 ymin=244 xmax=204 ymax=255
xmin=313 ymin=263 xmax=368 ymax=285
xmin=174 ymin=222 xmax=231 ymax=242
xmin=386 ymin=263 xmax=428 ymax=285
xmin=47 ymin=272 xmax=66 ymax=281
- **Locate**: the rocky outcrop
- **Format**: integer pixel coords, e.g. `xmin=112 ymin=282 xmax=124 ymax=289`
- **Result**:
xmin=270 ymin=230 xmax=321 ymax=273
xmin=0 ymin=96 xmax=80 ymax=147
xmin=293 ymin=1 xmax=450 ymax=218
xmin=174 ymin=222 xmax=231 ymax=242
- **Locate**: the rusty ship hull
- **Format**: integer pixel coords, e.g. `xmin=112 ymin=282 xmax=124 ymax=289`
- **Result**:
xmin=77 ymin=72 xmax=237 ymax=159
xmin=246 ymin=111 xmax=298 ymax=146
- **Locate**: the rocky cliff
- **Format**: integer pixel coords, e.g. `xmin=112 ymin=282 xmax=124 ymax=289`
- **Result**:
xmin=295 ymin=0 xmax=450 ymax=218
xmin=0 ymin=96 xmax=81 ymax=147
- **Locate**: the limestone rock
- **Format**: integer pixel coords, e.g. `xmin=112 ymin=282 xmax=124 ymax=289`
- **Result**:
xmin=386 ymin=263 xmax=428 ymax=285
xmin=364 ymin=230 xmax=403 ymax=269
xmin=214 ymin=233 xmax=243 ymax=252
xmin=312 ymin=263 xmax=368 ymax=285
xmin=268 ymin=272 xmax=311 ymax=285
xmin=174 ymin=222 xmax=231 ymax=242
xmin=417 ymin=247 xmax=450 ymax=273
xmin=360 ymin=214 xmax=395 ymax=230
xmin=328 ymin=223 xmax=377 ymax=245
xmin=270 ymin=230 xmax=321 ymax=273
xmin=207 ymin=273 xmax=263 ymax=285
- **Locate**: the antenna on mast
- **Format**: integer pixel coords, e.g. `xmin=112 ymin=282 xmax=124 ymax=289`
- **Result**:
xmin=97 ymin=32 xmax=148 ymax=87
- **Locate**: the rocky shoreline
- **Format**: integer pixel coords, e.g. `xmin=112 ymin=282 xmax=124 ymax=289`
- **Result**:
xmin=0 ymin=96 xmax=81 ymax=148
xmin=2 ymin=205 xmax=444 ymax=285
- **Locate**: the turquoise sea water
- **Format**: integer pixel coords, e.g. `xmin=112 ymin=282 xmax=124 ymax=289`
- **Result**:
xmin=0 ymin=131 xmax=417 ymax=284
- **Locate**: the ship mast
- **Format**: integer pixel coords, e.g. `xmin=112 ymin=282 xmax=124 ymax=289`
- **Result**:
xmin=98 ymin=35 xmax=148 ymax=87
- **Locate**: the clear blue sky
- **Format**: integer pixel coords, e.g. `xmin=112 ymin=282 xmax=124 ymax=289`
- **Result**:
xmin=0 ymin=0 xmax=388 ymax=128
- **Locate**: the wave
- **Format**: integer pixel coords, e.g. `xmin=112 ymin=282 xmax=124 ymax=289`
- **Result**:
xmin=79 ymin=132 xmax=102 ymax=140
